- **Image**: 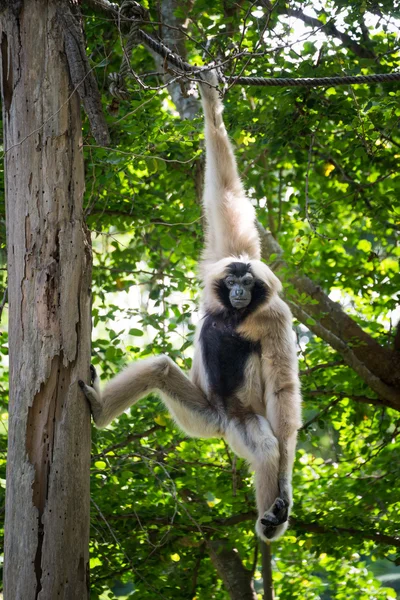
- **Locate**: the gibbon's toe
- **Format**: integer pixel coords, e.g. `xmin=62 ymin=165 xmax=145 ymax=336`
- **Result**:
xmin=90 ymin=364 xmax=98 ymax=385
xmin=78 ymin=380 xmax=85 ymax=389
xmin=260 ymin=517 xmax=279 ymax=540
xmin=257 ymin=513 xmax=289 ymax=542
xmin=270 ymin=497 xmax=289 ymax=522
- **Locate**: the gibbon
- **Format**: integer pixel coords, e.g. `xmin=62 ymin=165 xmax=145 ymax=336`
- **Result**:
xmin=79 ymin=71 xmax=302 ymax=541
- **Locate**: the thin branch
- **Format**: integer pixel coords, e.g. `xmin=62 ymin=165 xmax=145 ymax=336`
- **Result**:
xmin=300 ymin=360 xmax=344 ymax=375
xmin=291 ymin=518 xmax=400 ymax=548
xmin=91 ymin=499 xmax=169 ymax=599
xmin=276 ymin=4 xmax=376 ymax=59
xmin=57 ymin=1 xmax=110 ymax=145
xmin=100 ymin=508 xmax=400 ymax=548
xmin=92 ymin=425 xmax=162 ymax=459
xmin=83 ymin=144 xmax=199 ymax=164
xmin=261 ymin=542 xmax=274 ymax=600
xmin=300 ymin=397 xmax=342 ymax=431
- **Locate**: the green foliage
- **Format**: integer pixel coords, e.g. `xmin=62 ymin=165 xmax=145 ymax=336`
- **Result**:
xmin=1 ymin=0 xmax=400 ymax=597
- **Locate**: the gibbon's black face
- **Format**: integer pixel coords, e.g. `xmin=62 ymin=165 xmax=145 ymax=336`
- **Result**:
xmin=215 ymin=262 xmax=268 ymax=312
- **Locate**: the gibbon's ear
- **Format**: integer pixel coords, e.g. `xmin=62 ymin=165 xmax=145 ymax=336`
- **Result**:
xmin=249 ymin=260 xmax=283 ymax=295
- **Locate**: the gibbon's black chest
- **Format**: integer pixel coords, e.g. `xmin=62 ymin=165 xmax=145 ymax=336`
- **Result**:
xmin=200 ymin=312 xmax=261 ymax=399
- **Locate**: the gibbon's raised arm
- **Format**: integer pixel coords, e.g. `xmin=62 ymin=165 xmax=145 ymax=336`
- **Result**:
xmin=199 ymin=72 xmax=261 ymax=264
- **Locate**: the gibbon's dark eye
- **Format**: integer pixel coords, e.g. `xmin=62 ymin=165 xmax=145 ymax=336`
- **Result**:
xmin=225 ymin=278 xmax=235 ymax=288
xmin=242 ymin=277 xmax=254 ymax=287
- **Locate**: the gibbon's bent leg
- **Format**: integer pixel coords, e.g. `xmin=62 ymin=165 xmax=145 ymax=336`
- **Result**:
xmin=199 ymin=71 xmax=260 ymax=262
xmin=79 ymin=356 xmax=224 ymax=437
xmin=224 ymin=414 xmax=288 ymax=540
xmin=256 ymin=432 xmax=298 ymax=541
xmin=259 ymin=341 xmax=302 ymax=539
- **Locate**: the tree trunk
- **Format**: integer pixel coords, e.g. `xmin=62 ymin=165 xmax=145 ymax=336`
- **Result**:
xmin=1 ymin=2 xmax=92 ymax=598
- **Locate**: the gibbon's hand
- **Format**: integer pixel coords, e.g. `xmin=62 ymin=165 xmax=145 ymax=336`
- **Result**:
xmin=198 ymin=68 xmax=221 ymax=103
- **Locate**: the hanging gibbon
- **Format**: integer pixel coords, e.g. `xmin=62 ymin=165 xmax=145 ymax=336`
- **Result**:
xmin=80 ymin=71 xmax=302 ymax=541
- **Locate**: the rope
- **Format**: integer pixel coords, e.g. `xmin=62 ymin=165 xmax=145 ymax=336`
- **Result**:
xmin=107 ymin=5 xmax=400 ymax=92
xmin=138 ymin=29 xmax=400 ymax=87
xmin=224 ymin=72 xmax=400 ymax=87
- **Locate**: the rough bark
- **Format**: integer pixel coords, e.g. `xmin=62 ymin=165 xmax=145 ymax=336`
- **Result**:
xmin=57 ymin=1 xmax=110 ymax=146
xmin=208 ymin=540 xmax=258 ymax=600
xmin=1 ymin=2 xmax=92 ymax=598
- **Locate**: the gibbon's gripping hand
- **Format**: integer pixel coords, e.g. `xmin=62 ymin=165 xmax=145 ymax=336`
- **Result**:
xmin=78 ymin=365 xmax=103 ymax=425
xmin=198 ymin=68 xmax=221 ymax=104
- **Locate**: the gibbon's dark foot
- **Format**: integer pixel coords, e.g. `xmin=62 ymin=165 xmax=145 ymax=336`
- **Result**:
xmin=78 ymin=364 xmax=98 ymax=391
xmin=260 ymin=497 xmax=289 ymax=540
xmin=90 ymin=364 xmax=97 ymax=386
xmin=78 ymin=366 xmax=105 ymax=426
xmin=78 ymin=365 xmax=101 ymax=413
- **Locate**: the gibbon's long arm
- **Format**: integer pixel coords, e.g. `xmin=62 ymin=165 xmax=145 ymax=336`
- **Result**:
xmin=199 ymin=72 xmax=261 ymax=263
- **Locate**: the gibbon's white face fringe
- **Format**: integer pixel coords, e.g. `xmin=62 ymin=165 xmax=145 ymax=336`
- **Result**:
xmin=79 ymin=70 xmax=302 ymax=543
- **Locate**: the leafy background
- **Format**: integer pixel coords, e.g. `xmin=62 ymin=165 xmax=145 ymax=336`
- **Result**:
xmin=1 ymin=0 xmax=400 ymax=598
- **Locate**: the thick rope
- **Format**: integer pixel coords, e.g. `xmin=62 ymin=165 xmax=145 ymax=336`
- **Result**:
xmin=138 ymin=29 xmax=400 ymax=87
xmin=224 ymin=72 xmax=400 ymax=87
xmin=103 ymin=1 xmax=400 ymax=91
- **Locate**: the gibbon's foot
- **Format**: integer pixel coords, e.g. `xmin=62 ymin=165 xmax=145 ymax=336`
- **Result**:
xmin=259 ymin=497 xmax=289 ymax=540
xmin=78 ymin=365 xmax=103 ymax=424
xmin=78 ymin=364 xmax=99 ymax=391
xmin=89 ymin=364 xmax=98 ymax=386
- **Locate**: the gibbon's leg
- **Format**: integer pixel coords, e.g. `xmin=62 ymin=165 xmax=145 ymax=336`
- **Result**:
xmin=199 ymin=71 xmax=260 ymax=261
xmin=79 ymin=355 xmax=224 ymax=437
xmin=256 ymin=432 xmax=298 ymax=541
xmin=260 ymin=379 xmax=301 ymax=539
xmin=224 ymin=413 xmax=288 ymax=541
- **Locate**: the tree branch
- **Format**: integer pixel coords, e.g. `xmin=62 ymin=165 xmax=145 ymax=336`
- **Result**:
xmin=291 ymin=518 xmax=400 ymax=548
xmin=286 ymin=8 xmax=375 ymax=59
xmin=258 ymin=225 xmax=400 ymax=409
xmin=207 ymin=539 xmax=257 ymax=600
xmin=102 ymin=509 xmax=400 ymax=549
xmin=260 ymin=1 xmax=375 ymax=59
xmin=57 ymin=1 xmax=110 ymax=145
xmin=91 ymin=425 xmax=162 ymax=460
xmin=261 ymin=542 xmax=274 ymax=600
xmin=218 ymin=512 xmax=400 ymax=548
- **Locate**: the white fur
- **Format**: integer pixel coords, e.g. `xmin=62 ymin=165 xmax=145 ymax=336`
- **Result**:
xmin=80 ymin=71 xmax=302 ymax=542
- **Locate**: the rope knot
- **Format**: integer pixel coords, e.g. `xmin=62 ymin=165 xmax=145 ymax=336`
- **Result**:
xmin=119 ymin=0 xmax=148 ymax=22
xmin=108 ymin=72 xmax=130 ymax=101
